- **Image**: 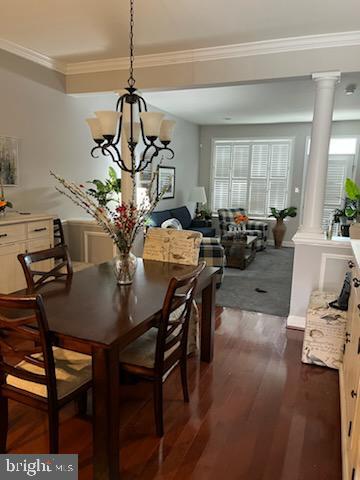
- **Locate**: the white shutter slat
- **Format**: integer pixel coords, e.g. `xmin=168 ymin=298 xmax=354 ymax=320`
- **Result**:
xmin=268 ymin=180 xmax=287 ymax=212
xmin=248 ymin=180 xmax=267 ymax=215
xmin=230 ymin=180 xmax=247 ymax=208
xmin=214 ymin=145 xmax=231 ymax=178
xmin=232 ymin=145 xmax=250 ymax=178
xmin=213 ymin=179 xmax=229 ymax=210
xmin=250 ymin=144 xmax=269 ymax=178
xmin=324 ymin=160 xmax=346 ymax=207
xmin=270 ymin=144 xmax=290 ymax=178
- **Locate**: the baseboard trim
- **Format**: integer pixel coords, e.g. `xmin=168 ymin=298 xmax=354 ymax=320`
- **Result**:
xmin=339 ymin=365 xmax=349 ymax=480
xmin=286 ymin=315 xmax=305 ymax=330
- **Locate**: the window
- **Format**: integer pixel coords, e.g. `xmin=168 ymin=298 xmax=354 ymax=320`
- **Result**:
xmin=305 ymin=137 xmax=358 ymax=227
xmin=211 ymin=139 xmax=292 ymax=216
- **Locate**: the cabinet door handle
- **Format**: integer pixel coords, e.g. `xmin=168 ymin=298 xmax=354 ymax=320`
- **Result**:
xmin=351 ymin=390 xmax=358 ymax=398
xmin=33 ymin=227 xmax=47 ymax=233
xmin=349 ymin=260 xmax=355 ymax=269
xmin=353 ymin=278 xmax=360 ymax=288
xmin=0 ymin=233 xmax=8 ymax=238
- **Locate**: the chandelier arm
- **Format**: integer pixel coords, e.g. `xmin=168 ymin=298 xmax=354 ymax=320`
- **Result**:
xmin=102 ymin=145 xmax=132 ymax=173
xmin=113 ymin=96 xmax=125 ymax=146
xmin=90 ymin=145 xmax=102 ymax=159
xmin=138 ymin=143 xmax=155 ymax=171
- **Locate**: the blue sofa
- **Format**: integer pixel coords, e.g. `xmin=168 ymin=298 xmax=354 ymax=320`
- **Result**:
xmin=148 ymin=206 xmax=216 ymax=237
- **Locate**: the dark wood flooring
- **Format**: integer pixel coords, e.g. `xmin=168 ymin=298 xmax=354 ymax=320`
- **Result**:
xmin=6 ymin=307 xmax=342 ymax=480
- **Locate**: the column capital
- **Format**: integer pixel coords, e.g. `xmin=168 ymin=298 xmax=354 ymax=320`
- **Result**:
xmin=312 ymin=71 xmax=341 ymax=83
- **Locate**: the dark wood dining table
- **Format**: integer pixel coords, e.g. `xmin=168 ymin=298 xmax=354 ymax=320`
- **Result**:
xmin=18 ymin=259 xmax=218 ymax=480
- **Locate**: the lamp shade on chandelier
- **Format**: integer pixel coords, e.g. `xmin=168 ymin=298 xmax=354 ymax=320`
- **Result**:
xmin=86 ymin=0 xmax=175 ymax=176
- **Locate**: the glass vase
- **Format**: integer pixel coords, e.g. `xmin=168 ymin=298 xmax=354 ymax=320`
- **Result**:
xmin=113 ymin=251 xmax=137 ymax=285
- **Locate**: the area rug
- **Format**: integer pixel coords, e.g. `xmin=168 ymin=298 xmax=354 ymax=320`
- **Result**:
xmin=216 ymin=246 xmax=294 ymax=317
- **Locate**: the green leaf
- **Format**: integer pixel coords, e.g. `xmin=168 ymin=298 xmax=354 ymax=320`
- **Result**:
xmin=108 ymin=166 xmax=117 ymax=182
xmin=345 ymin=206 xmax=357 ymax=218
xmin=345 ymin=178 xmax=360 ymax=200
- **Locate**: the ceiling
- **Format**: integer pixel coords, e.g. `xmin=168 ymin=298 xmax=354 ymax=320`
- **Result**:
xmin=1 ymin=0 xmax=360 ymax=63
xmin=143 ymin=74 xmax=360 ymax=125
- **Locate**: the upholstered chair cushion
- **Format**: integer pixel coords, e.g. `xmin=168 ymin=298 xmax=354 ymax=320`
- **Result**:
xmin=119 ymin=327 xmax=180 ymax=369
xmin=6 ymin=347 xmax=92 ymax=400
xmin=119 ymin=301 xmax=199 ymax=368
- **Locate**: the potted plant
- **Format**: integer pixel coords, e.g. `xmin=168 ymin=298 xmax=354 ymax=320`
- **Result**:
xmin=85 ymin=166 xmax=121 ymax=207
xmin=344 ymin=178 xmax=360 ymax=238
xmin=269 ymin=207 xmax=297 ymax=248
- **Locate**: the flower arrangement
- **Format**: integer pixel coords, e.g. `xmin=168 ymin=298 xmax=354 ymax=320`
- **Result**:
xmin=234 ymin=213 xmax=249 ymax=225
xmin=0 ymin=178 xmax=13 ymax=216
xmin=51 ymin=168 xmax=167 ymax=284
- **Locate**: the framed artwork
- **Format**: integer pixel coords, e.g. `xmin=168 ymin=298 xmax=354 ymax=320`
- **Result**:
xmin=0 ymin=136 xmax=19 ymax=186
xmin=157 ymin=166 xmax=175 ymax=199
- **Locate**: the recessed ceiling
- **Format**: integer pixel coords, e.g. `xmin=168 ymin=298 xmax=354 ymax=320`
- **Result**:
xmin=143 ymin=74 xmax=360 ymax=125
xmin=0 ymin=0 xmax=360 ymax=62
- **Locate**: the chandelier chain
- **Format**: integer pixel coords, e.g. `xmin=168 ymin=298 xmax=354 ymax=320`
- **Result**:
xmin=128 ymin=0 xmax=136 ymax=88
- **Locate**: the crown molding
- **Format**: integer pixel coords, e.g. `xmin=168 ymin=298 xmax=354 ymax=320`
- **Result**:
xmin=65 ymin=30 xmax=360 ymax=75
xmin=2 ymin=30 xmax=360 ymax=77
xmin=0 ymin=38 xmax=66 ymax=73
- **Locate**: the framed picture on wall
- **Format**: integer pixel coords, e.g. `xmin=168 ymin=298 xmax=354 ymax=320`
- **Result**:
xmin=0 ymin=136 xmax=19 ymax=186
xmin=157 ymin=166 xmax=175 ymax=199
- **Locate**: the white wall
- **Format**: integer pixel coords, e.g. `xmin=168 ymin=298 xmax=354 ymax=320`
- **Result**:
xmin=199 ymin=121 xmax=360 ymax=241
xmin=0 ymin=50 xmax=200 ymax=220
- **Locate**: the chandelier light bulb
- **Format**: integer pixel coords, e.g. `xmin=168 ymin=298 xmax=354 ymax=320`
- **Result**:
xmin=139 ymin=112 xmax=165 ymax=138
xmin=94 ymin=111 xmax=122 ymax=138
xmin=86 ymin=118 xmax=103 ymax=141
xmin=124 ymin=122 xmax=141 ymax=143
xmin=159 ymin=120 xmax=176 ymax=143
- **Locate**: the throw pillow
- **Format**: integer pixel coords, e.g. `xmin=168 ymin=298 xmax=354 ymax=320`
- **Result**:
xmin=161 ymin=218 xmax=183 ymax=230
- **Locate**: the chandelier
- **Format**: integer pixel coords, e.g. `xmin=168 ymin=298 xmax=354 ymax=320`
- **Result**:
xmin=86 ymin=0 xmax=175 ymax=176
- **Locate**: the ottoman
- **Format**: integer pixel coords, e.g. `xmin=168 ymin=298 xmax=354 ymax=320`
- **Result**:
xmin=301 ymin=290 xmax=347 ymax=370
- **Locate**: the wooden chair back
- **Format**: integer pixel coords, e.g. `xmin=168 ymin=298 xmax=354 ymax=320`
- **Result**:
xmin=0 ymin=294 xmax=57 ymax=402
xmin=155 ymin=262 xmax=205 ymax=374
xmin=53 ymin=219 xmax=65 ymax=247
xmin=18 ymin=245 xmax=73 ymax=290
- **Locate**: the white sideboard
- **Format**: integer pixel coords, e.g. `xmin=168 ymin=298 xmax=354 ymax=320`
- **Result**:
xmin=0 ymin=213 xmax=54 ymax=294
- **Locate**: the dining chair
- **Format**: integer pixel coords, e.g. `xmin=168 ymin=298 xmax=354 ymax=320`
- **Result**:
xmin=0 ymin=294 xmax=92 ymax=453
xmin=18 ymin=245 xmax=73 ymax=290
xmin=119 ymin=261 xmax=205 ymax=437
xmin=53 ymin=218 xmax=66 ymax=248
xmin=143 ymin=227 xmax=203 ymax=354
xmin=53 ymin=218 xmax=93 ymax=273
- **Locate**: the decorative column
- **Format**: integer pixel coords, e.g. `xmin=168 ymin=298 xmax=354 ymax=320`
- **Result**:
xmin=300 ymin=71 xmax=340 ymax=236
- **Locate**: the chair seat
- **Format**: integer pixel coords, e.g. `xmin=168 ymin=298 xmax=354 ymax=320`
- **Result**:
xmin=72 ymin=262 xmax=94 ymax=273
xmin=6 ymin=347 xmax=92 ymax=400
xmin=119 ymin=323 xmax=181 ymax=369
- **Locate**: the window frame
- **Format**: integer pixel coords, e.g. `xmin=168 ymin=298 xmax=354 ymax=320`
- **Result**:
xmin=300 ymin=135 xmax=360 ymax=225
xmin=210 ymin=137 xmax=294 ymax=218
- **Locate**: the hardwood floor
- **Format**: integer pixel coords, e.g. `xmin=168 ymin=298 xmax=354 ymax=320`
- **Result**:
xmin=5 ymin=307 xmax=342 ymax=480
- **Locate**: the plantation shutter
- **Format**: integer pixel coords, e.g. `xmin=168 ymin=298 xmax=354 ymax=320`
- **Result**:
xmin=248 ymin=144 xmax=268 ymax=215
xmin=212 ymin=139 xmax=291 ymax=215
xmin=230 ymin=145 xmax=249 ymax=208
xmin=267 ymin=143 xmax=290 ymax=211
xmin=212 ymin=144 xmax=231 ymax=210
xmin=322 ymin=154 xmax=353 ymax=227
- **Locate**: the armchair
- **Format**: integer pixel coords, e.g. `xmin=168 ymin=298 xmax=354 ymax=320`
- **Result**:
xmin=217 ymin=208 xmax=268 ymax=250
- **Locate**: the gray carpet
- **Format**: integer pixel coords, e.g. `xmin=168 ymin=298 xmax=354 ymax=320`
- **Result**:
xmin=216 ymin=247 xmax=294 ymax=317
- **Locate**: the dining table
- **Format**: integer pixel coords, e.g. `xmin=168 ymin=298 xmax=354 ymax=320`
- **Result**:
xmin=18 ymin=259 xmax=218 ymax=480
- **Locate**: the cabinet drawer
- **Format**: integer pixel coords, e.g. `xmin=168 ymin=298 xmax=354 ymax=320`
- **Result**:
xmin=0 ymin=223 xmax=26 ymax=245
xmin=27 ymin=220 xmax=52 ymax=240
